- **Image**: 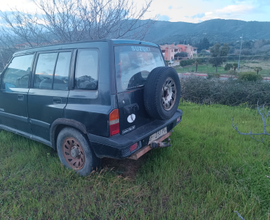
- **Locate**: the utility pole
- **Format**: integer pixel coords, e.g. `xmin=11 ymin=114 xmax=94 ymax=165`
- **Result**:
xmin=237 ymin=36 xmax=243 ymax=72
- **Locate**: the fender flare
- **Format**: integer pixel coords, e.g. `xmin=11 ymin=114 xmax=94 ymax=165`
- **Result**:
xmin=50 ymin=118 xmax=87 ymax=150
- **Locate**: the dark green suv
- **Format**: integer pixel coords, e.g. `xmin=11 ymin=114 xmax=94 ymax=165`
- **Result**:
xmin=0 ymin=39 xmax=182 ymax=176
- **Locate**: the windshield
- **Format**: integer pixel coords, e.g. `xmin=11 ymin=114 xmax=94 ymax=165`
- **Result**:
xmin=115 ymin=45 xmax=165 ymax=92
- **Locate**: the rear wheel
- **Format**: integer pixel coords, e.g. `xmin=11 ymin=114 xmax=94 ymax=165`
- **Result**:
xmin=57 ymin=127 xmax=100 ymax=176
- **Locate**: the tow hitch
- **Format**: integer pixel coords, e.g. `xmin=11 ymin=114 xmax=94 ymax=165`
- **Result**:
xmin=128 ymin=132 xmax=171 ymax=160
xmin=150 ymin=138 xmax=171 ymax=148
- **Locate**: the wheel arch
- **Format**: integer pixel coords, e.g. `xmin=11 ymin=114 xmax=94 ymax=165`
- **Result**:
xmin=50 ymin=118 xmax=87 ymax=150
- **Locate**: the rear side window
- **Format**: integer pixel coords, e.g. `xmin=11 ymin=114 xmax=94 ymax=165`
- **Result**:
xmin=115 ymin=46 xmax=165 ymax=92
xmin=54 ymin=52 xmax=71 ymax=90
xmin=1 ymin=54 xmax=33 ymax=90
xmin=75 ymin=49 xmax=98 ymax=90
xmin=34 ymin=52 xmax=71 ymax=90
xmin=34 ymin=53 xmax=57 ymax=89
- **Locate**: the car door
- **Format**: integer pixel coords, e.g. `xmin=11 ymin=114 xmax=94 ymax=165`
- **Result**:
xmin=0 ymin=54 xmax=34 ymax=133
xmin=28 ymin=51 xmax=72 ymax=141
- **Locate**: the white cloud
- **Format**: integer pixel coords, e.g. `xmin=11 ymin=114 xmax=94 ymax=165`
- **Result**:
xmin=0 ymin=0 xmax=38 ymax=13
xmin=200 ymin=4 xmax=258 ymax=21
xmin=144 ymin=0 xmax=269 ymax=23
xmin=177 ymin=4 xmax=259 ymax=23
xmin=144 ymin=0 xmax=257 ymax=23
xmin=216 ymin=4 xmax=255 ymax=14
xmin=205 ymin=12 xmax=213 ymax=16
xmin=0 ymin=0 xmax=269 ymax=24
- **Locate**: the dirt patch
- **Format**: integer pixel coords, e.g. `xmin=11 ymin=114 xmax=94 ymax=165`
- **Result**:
xmin=102 ymin=154 xmax=149 ymax=179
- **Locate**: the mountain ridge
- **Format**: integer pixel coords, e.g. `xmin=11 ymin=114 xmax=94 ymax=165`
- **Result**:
xmin=142 ymin=19 xmax=270 ymax=44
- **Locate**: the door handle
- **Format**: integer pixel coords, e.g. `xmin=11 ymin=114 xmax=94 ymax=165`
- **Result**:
xmin=53 ymin=97 xmax=62 ymax=104
xmin=18 ymin=94 xmax=24 ymax=101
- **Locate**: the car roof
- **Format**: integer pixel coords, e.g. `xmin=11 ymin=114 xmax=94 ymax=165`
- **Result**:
xmin=14 ymin=39 xmax=159 ymax=56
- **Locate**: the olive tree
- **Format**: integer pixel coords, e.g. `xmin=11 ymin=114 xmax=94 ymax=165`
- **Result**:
xmin=254 ymin=67 xmax=263 ymax=75
xmin=233 ymin=63 xmax=238 ymax=71
xmin=209 ymin=43 xmax=230 ymax=73
xmin=193 ymin=59 xmax=200 ymax=72
xmin=224 ymin=63 xmax=233 ymax=71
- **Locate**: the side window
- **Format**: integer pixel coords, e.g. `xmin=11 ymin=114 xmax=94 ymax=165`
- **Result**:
xmin=1 ymin=54 xmax=33 ymax=90
xmin=53 ymin=52 xmax=71 ymax=90
xmin=34 ymin=53 xmax=57 ymax=89
xmin=75 ymin=49 xmax=98 ymax=90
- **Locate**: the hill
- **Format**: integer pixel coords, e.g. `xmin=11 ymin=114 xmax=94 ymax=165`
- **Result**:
xmin=143 ymin=19 xmax=270 ymax=44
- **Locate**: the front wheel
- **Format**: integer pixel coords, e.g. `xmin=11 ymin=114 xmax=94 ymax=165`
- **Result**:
xmin=57 ymin=127 xmax=100 ymax=176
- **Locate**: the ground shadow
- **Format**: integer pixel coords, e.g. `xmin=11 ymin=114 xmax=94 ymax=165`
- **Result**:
xmin=102 ymin=154 xmax=149 ymax=179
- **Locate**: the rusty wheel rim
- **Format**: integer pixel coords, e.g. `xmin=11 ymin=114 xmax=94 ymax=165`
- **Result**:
xmin=62 ymin=137 xmax=85 ymax=170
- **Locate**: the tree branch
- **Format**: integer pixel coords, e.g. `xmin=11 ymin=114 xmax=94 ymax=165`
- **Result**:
xmin=232 ymin=101 xmax=270 ymax=143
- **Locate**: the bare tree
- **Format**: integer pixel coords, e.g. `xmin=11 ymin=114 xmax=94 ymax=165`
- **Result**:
xmin=0 ymin=0 xmax=154 ymax=70
xmin=232 ymin=102 xmax=270 ymax=143
xmin=0 ymin=46 xmax=17 ymax=70
xmin=1 ymin=0 xmax=154 ymax=43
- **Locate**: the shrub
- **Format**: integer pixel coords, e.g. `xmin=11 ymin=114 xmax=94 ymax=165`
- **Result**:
xmin=207 ymin=73 xmax=220 ymax=79
xmin=224 ymin=63 xmax=233 ymax=71
xmin=175 ymin=52 xmax=188 ymax=59
xmin=194 ymin=57 xmax=208 ymax=64
xmin=181 ymin=76 xmax=270 ymax=106
xmin=206 ymin=73 xmax=213 ymax=79
xmin=180 ymin=59 xmax=194 ymax=67
xmin=227 ymin=70 xmax=236 ymax=75
xmin=238 ymin=72 xmax=263 ymax=81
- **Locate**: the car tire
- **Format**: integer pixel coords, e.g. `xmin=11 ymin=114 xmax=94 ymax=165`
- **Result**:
xmin=144 ymin=67 xmax=181 ymax=120
xmin=57 ymin=127 xmax=100 ymax=176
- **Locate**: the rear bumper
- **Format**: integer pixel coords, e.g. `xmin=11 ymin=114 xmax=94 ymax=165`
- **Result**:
xmin=87 ymin=109 xmax=183 ymax=159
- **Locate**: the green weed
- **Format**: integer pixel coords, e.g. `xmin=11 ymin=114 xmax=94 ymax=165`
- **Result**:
xmin=0 ymin=103 xmax=270 ymax=219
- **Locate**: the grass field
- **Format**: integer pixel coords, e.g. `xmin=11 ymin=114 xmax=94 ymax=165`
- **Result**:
xmin=175 ymin=64 xmax=227 ymax=75
xmin=175 ymin=58 xmax=270 ymax=76
xmin=1 ymin=102 xmax=270 ymax=219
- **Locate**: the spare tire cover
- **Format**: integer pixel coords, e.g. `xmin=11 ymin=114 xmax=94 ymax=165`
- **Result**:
xmin=144 ymin=67 xmax=181 ymax=120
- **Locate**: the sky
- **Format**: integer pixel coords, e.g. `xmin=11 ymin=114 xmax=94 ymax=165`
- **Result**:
xmin=148 ymin=0 xmax=270 ymax=23
xmin=0 ymin=0 xmax=269 ymax=23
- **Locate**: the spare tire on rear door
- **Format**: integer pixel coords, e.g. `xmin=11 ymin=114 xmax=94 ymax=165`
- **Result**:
xmin=144 ymin=67 xmax=181 ymax=120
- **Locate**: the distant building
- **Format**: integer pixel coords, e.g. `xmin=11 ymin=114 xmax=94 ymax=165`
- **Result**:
xmin=176 ymin=44 xmax=197 ymax=59
xmin=159 ymin=44 xmax=197 ymax=60
xmin=159 ymin=44 xmax=180 ymax=61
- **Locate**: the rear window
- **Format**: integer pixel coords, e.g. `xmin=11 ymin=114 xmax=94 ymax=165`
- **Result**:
xmin=115 ymin=46 xmax=165 ymax=92
xmin=75 ymin=49 xmax=98 ymax=90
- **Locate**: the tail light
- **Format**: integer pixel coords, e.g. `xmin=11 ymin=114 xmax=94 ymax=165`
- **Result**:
xmin=109 ymin=109 xmax=120 ymax=136
xmin=130 ymin=143 xmax=138 ymax=152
